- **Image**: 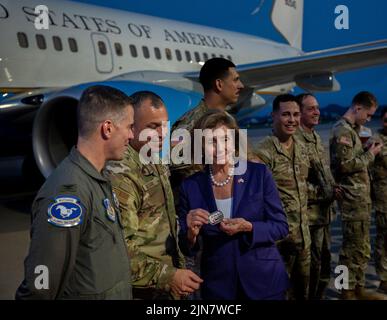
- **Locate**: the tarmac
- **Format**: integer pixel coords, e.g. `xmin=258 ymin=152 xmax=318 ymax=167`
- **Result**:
xmin=0 ymin=120 xmax=384 ymax=300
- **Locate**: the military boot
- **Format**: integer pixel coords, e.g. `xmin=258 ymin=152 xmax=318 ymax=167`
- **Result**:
xmin=340 ymin=289 xmax=356 ymax=300
xmin=355 ymin=286 xmax=387 ymax=300
xmin=377 ymin=281 xmax=387 ymax=295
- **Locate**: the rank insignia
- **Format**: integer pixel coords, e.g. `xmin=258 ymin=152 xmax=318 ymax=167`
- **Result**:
xmin=112 ymin=192 xmax=120 ymax=209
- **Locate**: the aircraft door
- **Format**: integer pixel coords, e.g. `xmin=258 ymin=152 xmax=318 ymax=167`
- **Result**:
xmin=91 ymin=33 xmax=113 ymax=74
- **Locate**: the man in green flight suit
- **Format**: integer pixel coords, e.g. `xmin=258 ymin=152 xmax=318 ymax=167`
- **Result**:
xmin=252 ymin=94 xmax=311 ymax=300
xmin=330 ymin=91 xmax=384 ymax=300
xmin=106 ymin=91 xmax=203 ymax=300
xmin=16 ymin=85 xmax=134 ymax=299
xmin=371 ymin=107 xmax=387 ymax=294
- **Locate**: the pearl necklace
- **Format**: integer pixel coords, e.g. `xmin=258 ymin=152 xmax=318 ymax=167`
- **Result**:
xmin=209 ymin=166 xmax=234 ymax=187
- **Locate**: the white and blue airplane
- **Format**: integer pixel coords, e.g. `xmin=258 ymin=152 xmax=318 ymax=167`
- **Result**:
xmin=0 ymin=0 xmax=386 ymax=177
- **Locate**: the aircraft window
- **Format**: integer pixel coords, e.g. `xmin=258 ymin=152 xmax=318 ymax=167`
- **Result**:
xmin=219 ymin=54 xmax=224 ymax=58
xmin=142 ymin=46 xmax=150 ymax=59
xmin=165 ymin=48 xmax=172 ymax=60
xmin=53 ymin=36 xmax=63 ymax=51
xmin=227 ymin=55 xmax=232 ymax=61
xmin=194 ymin=52 xmax=201 ymax=62
xmin=36 ymin=34 xmax=47 ymax=50
xmin=203 ymin=53 xmax=209 ymax=61
xmin=175 ymin=49 xmax=182 ymax=61
xmin=185 ymin=51 xmax=191 ymax=62
xmin=114 ymin=43 xmax=123 ymax=56
xmin=68 ymin=38 xmax=78 ymax=52
xmin=211 ymin=53 xmax=217 ymax=58
xmin=98 ymin=41 xmax=107 ymax=55
xmin=129 ymin=44 xmax=137 ymax=57
xmin=17 ymin=32 xmax=28 ymax=48
xmin=154 ymin=47 xmax=161 ymax=60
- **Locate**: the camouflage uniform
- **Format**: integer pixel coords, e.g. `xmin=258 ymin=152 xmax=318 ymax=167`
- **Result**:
xmin=330 ymin=118 xmax=375 ymax=290
xmin=105 ymin=145 xmax=185 ymax=300
xmin=253 ymin=135 xmax=311 ymax=300
xmin=170 ymin=99 xmax=210 ymax=184
xmin=295 ymin=127 xmax=335 ymax=299
xmin=172 ymin=99 xmax=209 ymax=134
xmin=371 ymin=130 xmax=387 ymax=281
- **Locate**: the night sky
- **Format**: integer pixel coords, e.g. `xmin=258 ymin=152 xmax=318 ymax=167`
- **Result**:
xmin=74 ymin=0 xmax=387 ymax=107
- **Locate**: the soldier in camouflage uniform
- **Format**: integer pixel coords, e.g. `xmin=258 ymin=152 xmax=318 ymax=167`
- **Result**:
xmin=330 ymin=91 xmax=384 ymax=300
xmin=252 ymin=94 xmax=311 ymax=300
xmin=295 ymin=93 xmax=343 ymax=300
xmin=106 ymin=91 xmax=203 ymax=300
xmin=172 ymin=57 xmax=244 ymax=133
xmin=171 ymin=57 xmax=244 ymax=183
xmin=371 ymin=107 xmax=387 ymax=294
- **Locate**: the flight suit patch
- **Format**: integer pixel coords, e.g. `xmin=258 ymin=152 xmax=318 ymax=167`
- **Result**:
xmin=47 ymin=196 xmax=84 ymax=227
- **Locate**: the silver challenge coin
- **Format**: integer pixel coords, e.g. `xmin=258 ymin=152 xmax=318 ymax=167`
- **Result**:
xmin=208 ymin=210 xmax=224 ymax=225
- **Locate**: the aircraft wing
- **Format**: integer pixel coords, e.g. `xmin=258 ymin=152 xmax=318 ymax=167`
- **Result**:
xmin=184 ymin=40 xmax=387 ymax=91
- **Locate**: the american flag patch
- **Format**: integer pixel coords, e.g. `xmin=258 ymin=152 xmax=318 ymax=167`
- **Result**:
xmin=338 ymin=136 xmax=351 ymax=146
